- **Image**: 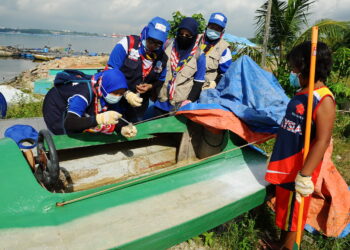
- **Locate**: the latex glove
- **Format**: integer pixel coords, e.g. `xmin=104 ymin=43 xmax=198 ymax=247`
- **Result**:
xmin=295 ymin=172 xmax=314 ymax=203
xmin=180 ymin=100 xmax=192 ymax=107
xmin=202 ymin=80 xmax=217 ymax=90
xmin=121 ymin=125 xmax=137 ymax=138
xmin=124 ymin=91 xmax=143 ymax=107
xmin=96 ymin=111 xmax=122 ymax=125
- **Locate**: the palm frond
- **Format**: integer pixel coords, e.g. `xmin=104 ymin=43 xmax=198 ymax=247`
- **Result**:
xmin=294 ymin=19 xmax=350 ymax=49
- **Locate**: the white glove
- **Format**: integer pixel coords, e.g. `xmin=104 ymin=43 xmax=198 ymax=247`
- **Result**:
xmin=202 ymin=80 xmax=217 ymax=90
xmin=295 ymin=172 xmax=314 ymax=203
xmin=96 ymin=111 xmax=122 ymax=125
xmin=121 ymin=125 xmax=137 ymax=138
xmin=124 ymin=91 xmax=143 ymax=107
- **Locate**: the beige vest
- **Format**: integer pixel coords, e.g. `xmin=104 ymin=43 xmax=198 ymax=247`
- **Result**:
xmin=158 ymin=41 xmax=201 ymax=105
xmin=200 ymin=34 xmax=229 ymax=86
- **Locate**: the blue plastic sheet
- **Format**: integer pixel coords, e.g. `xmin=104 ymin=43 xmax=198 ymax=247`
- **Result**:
xmin=0 ymin=92 xmax=7 ymax=118
xmin=223 ymin=33 xmax=257 ymax=47
xmin=197 ymin=55 xmax=290 ymax=133
xmin=304 ymin=223 xmax=350 ymax=238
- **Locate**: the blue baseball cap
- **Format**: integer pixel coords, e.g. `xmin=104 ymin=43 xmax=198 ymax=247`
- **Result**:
xmin=147 ymin=17 xmax=170 ymax=44
xmin=208 ymin=12 xmax=227 ymax=29
xmin=96 ymin=68 xmax=128 ymax=97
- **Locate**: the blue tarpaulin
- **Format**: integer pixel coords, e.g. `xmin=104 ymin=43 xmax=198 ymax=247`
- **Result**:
xmin=181 ymin=55 xmax=290 ymax=134
xmin=223 ymin=33 xmax=257 ymax=47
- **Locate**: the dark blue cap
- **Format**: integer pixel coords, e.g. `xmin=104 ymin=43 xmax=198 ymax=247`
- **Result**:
xmin=178 ymin=17 xmax=199 ymax=36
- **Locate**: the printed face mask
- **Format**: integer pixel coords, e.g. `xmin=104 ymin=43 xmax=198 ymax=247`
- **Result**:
xmin=289 ymin=72 xmax=301 ymax=88
xmin=206 ymin=28 xmax=221 ymax=40
xmin=104 ymin=94 xmax=122 ymax=104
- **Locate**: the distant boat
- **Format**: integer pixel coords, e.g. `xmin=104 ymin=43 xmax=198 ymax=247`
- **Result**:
xmin=33 ymin=54 xmax=56 ymax=61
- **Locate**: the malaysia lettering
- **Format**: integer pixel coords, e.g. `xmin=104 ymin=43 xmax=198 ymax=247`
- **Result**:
xmin=280 ymin=118 xmax=303 ymax=135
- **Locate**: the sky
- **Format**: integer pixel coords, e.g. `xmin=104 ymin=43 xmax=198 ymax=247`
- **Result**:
xmin=0 ymin=0 xmax=349 ymax=38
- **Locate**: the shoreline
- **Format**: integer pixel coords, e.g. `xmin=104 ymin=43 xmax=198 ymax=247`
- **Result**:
xmin=2 ymin=55 xmax=109 ymax=90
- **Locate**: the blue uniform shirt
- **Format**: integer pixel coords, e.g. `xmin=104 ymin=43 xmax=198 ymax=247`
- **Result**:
xmin=108 ymin=37 xmax=167 ymax=81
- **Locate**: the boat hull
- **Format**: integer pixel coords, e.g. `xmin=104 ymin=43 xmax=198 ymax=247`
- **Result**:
xmin=0 ymin=116 xmax=269 ymax=249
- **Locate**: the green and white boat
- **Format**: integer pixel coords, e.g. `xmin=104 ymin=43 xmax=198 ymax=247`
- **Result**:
xmin=0 ymin=115 xmax=269 ymax=249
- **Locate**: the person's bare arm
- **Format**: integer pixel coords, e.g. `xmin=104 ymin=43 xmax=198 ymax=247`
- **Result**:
xmin=300 ymin=96 xmax=335 ymax=176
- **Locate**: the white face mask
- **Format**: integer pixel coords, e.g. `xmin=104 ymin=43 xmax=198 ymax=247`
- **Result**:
xmin=104 ymin=94 xmax=122 ymax=104
xmin=206 ymin=28 xmax=221 ymax=40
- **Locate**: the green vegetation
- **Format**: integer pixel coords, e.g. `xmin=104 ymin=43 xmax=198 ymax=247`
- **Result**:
xmin=6 ymin=98 xmax=43 ymax=119
xmin=255 ymin=0 xmax=314 ymax=69
xmin=168 ymin=11 xmax=206 ymax=38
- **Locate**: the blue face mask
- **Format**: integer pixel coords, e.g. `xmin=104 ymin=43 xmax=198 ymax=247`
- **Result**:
xmin=206 ymin=28 xmax=221 ymax=40
xmin=142 ymin=39 xmax=150 ymax=52
xmin=289 ymin=72 xmax=301 ymax=88
xmin=104 ymin=94 xmax=122 ymax=104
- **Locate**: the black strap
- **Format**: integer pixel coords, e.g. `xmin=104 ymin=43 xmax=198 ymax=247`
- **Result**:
xmin=187 ymin=80 xmax=204 ymax=102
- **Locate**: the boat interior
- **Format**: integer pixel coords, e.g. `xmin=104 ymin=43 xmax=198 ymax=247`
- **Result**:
xmin=22 ymin=122 xmax=246 ymax=193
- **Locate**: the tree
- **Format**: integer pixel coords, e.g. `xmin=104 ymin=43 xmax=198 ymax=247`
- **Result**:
xmin=294 ymin=19 xmax=350 ymax=51
xmin=255 ymin=0 xmax=314 ymax=69
xmin=168 ymin=11 xmax=206 ymax=38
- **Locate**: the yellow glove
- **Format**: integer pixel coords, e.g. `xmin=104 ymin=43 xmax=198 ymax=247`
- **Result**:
xmin=121 ymin=125 xmax=137 ymax=138
xmin=124 ymin=91 xmax=143 ymax=107
xmin=202 ymin=80 xmax=217 ymax=90
xmin=96 ymin=111 xmax=122 ymax=125
xmin=295 ymin=172 xmax=314 ymax=203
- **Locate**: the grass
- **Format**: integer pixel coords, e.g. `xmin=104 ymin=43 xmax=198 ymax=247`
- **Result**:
xmin=6 ymin=98 xmax=43 ymax=119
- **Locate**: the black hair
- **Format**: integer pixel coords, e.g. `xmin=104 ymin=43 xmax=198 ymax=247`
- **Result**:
xmin=287 ymin=41 xmax=333 ymax=82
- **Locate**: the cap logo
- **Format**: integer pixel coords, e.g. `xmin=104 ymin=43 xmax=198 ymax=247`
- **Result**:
xmin=155 ymin=23 xmax=166 ymax=32
xmin=214 ymin=14 xmax=224 ymax=22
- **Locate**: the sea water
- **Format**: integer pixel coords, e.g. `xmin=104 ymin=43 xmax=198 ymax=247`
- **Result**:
xmin=0 ymin=58 xmax=39 ymax=84
xmin=0 ymin=33 xmax=121 ymax=83
xmin=0 ymin=33 xmax=120 ymax=53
